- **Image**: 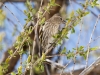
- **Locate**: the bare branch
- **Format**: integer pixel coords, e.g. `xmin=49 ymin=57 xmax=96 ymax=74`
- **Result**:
xmin=79 ymin=56 xmax=100 ymax=75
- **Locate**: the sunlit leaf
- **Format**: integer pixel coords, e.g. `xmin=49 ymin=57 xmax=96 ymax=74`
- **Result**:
xmin=61 ymin=47 xmax=66 ymax=54
xmin=0 ymin=65 xmax=3 ymax=75
xmin=90 ymin=46 xmax=99 ymax=51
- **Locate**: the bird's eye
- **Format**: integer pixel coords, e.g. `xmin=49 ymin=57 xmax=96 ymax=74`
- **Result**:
xmin=60 ymin=17 xmax=66 ymax=22
xmin=60 ymin=17 xmax=62 ymax=20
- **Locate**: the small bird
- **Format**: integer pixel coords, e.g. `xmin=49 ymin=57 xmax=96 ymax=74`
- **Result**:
xmin=41 ymin=14 xmax=65 ymax=52
xmin=39 ymin=14 xmax=66 ymax=75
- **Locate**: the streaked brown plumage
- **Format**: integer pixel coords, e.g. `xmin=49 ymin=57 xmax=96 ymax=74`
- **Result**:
xmin=41 ymin=14 xmax=65 ymax=52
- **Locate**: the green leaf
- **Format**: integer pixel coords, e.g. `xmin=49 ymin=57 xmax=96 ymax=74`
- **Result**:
xmin=79 ymin=51 xmax=87 ymax=59
xmin=53 ymin=34 xmax=59 ymax=39
xmin=50 ymin=0 xmax=55 ymax=6
xmin=39 ymin=64 xmax=44 ymax=72
xmin=34 ymin=62 xmax=44 ymax=73
xmin=61 ymin=47 xmax=66 ymax=54
xmin=50 ymin=0 xmax=54 ymax=4
xmin=24 ymin=10 xmax=27 ymax=15
xmin=18 ymin=49 xmax=24 ymax=55
xmin=39 ymin=17 xmax=45 ymax=25
xmin=0 ymin=65 xmax=3 ymax=75
xmin=69 ymin=11 xmax=74 ymax=18
xmin=18 ymin=66 xmax=22 ymax=74
xmin=90 ymin=46 xmax=99 ymax=51
xmin=78 ymin=46 xmax=84 ymax=51
xmin=65 ymin=35 xmax=69 ymax=39
xmin=27 ymin=55 xmax=31 ymax=63
xmin=91 ymin=0 xmax=99 ymax=8
xmin=11 ymin=72 xmax=16 ymax=75
xmin=66 ymin=51 xmax=74 ymax=59
xmin=71 ymin=27 xmax=75 ymax=33
xmin=8 ymin=50 xmax=13 ymax=56
xmin=41 ymin=53 xmax=46 ymax=61
xmin=5 ymin=58 xmax=10 ymax=63
xmin=72 ymin=48 xmax=76 ymax=50
xmin=1 ymin=62 xmax=9 ymax=73
xmin=76 ymin=9 xmax=82 ymax=15
xmin=49 ymin=0 xmax=60 ymax=6
xmin=28 ymin=13 xmax=31 ymax=18
xmin=0 ymin=9 xmax=6 ymax=26
xmin=84 ymin=12 xmax=90 ymax=16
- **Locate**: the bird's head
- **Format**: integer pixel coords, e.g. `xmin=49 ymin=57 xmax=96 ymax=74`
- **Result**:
xmin=49 ymin=14 xmax=66 ymax=24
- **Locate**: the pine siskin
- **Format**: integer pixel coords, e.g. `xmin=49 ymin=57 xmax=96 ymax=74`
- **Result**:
xmin=41 ymin=14 xmax=65 ymax=52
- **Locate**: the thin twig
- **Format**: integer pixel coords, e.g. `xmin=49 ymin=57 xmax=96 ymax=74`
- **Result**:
xmin=45 ymin=59 xmax=65 ymax=69
xmin=10 ymin=2 xmax=25 ymax=14
xmin=60 ymin=60 xmax=72 ymax=75
xmin=6 ymin=17 xmax=20 ymax=33
xmin=30 ymin=0 xmax=43 ymax=75
xmin=86 ymin=14 xmax=100 ymax=68
xmin=9 ymin=37 xmax=27 ymax=59
xmin=72 ymin=19 xmax=83 ymax=72
xmin=3 ymin=3 xmax=23 ymax=29
xmin=90 ymin=36 xmax=100 ymax=43
xmin=79 ymin=56 xmax=100 ymax=75
xmin=73 ymin=0 xmax=98 ymax=18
